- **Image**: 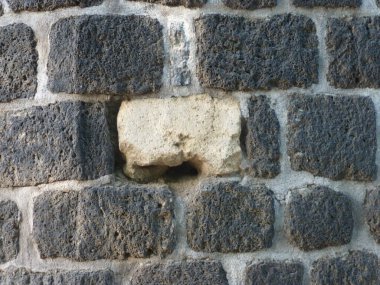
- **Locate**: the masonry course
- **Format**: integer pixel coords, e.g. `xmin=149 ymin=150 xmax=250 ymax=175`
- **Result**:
xmin=7 ymin=0 xmax=103 ymax=12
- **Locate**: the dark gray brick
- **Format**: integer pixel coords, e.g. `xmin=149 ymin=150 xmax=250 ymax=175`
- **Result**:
xmin=131 ymin=260 xmax=229 ymax=285
xmin=222 ymin=0 xmax=275 ymax=10
xmin=245 ymin=261 xmax=304 ymax=285
xmin=364 ymin=188 xmax=380 ymax=243
xmin=245 ymin=96 xmax=280 ymax=178
xmin=0 ymin=24 xmax=37 ymax=102
xmin=0 ymin=101 xmax=114 ymax=187
xmin=48 ymin=15 xmax=163 ymax=95
xmin=7 ymin=0 xmax=102 ymax=12
xmin=294 ymin=0 xmax=360 ymax=7
xmin=0 ymin=201 xmax=20 ymax=263
xmin=195 ymin=14 xmax=318 ymax=91
xmin=284 ymin=185 xmax=353 ymax=251
xmin=311 ymin=251 xmax=379 ymax=285
xmin=187 ymin=179 xmax=275 ymax=253
xmin=33 ymin=184 xmax=175 ymax=261
xmin=287 ymin=94 xmax=376 ymax=181
xmin=128 ymin=0 xmax=205 ymax=8
xmin=327 ymin=17 xmax=380 ymax=88
xmin=0 ymin=268 xmax=114 ymax=285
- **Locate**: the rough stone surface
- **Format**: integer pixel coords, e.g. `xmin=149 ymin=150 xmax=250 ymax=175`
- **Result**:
xmin=310 ymin=251 xmax=379 ymax=285
xmin=33 ymin=184 xmax=175 ymax=261
xmin=0 ymin=268 xmax=114 ymax=284
xmin=244 ymin=261 xmax=304 ymax=285
xmin=364 ymin=188 xmax=380 ymax=243
xmin=0 ymin=24 xmax=38 ymax=102
xmin=117 ymin=94 xmax=241 ymax=182
xmin=327 ymin=17 xmax=380 ymax=88
xmin=7 ymin=0 xmax=103 ymax=12
xmin=187 ymin=179 xmax=275 ymax=253
xmin=0 ymin=101 xmax=114 ymax=187
xmin=287 ymin=94 xmax=377 ymax=181
xmin=131 ymin=260 xmax=229 ymax=285
xmin=284 ymin=185 xmax=353 ymax=251
xmin=222 ymin=0 xmax=275 ymax=10
xmin=0 ymin=201 xmax=20 ymax=263
xmin=245 ymin=96 xmax=280 ymax=178
xmin=128 ymin=0 xmax=205 ymax=7
xmin=48 ymin=15 xmax=163 ymax=95
xmin=195 ymin=14 xmax=318 ymax=91
xmin=293 ymin=0 xmax=360 ymax=7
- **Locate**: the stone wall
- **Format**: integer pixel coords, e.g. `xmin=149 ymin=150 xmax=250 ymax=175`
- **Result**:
xmin=0 ymin=0 xmax=378 ymax=284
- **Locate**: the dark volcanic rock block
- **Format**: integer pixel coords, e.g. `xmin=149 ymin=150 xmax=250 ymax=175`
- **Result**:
xmin=128 ymin=0 xmax=206 ymax=8
xmin=222 ymin=0 xmax=275 ymax=10
xmin=246 ymin=96 xmax=280 ymax=178
xmin=0 ymin=201 xmax=20 ymax=263
xmin=287 ymin=94 xmax=376 ymax=181
xmin=131 ymin=260 xmax=229 ymax=285
xmin=187 ymin=179 xmax=275 ymax=253
xmin=327 ymin=17 xmax=380 ymax=88
xmin=33 ymin=184 xmax=175 ymax=261
xmin=0 ymin=101 xmax=114 ymax=187
xmin=293 ymin=0 xmax=360 ymax=7
xmin=245 ymin=261 xmax=304 ymax=285
xmin=0 ymin=268 xmax=114 ymax=285
xmin=364 ymin=188 xmax=380 ymax=243
xmin=0 ymin=24 xmax=37 ymax=102
xmin=48 ymin=15 xmax=164 ymax=95
xmin=284 ymin=185 xmax=353 ymax=251
xmin=310 ymin=251 xmax=379 ymax=285
xmin=195 ymin=14 xmax=318 ymax=91
xmin=7 ymin=0 xmax=103 ymax=12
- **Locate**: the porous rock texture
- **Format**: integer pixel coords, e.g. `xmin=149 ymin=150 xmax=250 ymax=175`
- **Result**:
xmin=245 ymin=95 xmax=280 ymax=178
xmin=186 ymin=179 xmax=275 ymax=253
xmin=117 ymin=94 xmax=241 ymax=181
xmin=131 ymin=260 xmax=229 ymax=285
xmin=7 ymin=0 xmax=103 ymax=12
xmin=0 ymin=201 xmax=20 ymax=263
xmin=287 ymin=94 xmax=377 ymax=181
xmin=310 ymin=251 xmax=380 ymax=285
xmin=293 ymin=0 xmax=360 ymax=7
xmin=222 ymin=0 xmax=276 ymax=10
xmin=284 ymin=185 xmax=353 ymax=251
xmin=128 ymin=0 xmax=206 ymax=8
xmin=0 ymin=23 xmax=38 ymax=102
xmin=195 ymin=14 xmax=318 ymax=90
xmin=0 ymin=268 xmax=114 ymax=284
xmin=33 ymin=184 xmax=175 ymax=261
xmin=0 ymin=101 xmax=114 ymax=187
xmin=364 ymin=188 xmax=380 ymax=243
xmin=327 ymin=16 xmax=380 ymax=88
xmin=48 ymin=15 xmax=164 ymax=95
xmin=244 ymin=261 xmax=304 ymax=285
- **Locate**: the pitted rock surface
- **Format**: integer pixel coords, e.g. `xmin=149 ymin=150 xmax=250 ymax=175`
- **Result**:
xmin=7 ymin=0 xmax=103 ymax=12
xmin=364 ymin=188 xmax=380 ymax=243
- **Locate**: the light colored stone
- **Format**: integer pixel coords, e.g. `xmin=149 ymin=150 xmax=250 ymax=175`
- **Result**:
xmin=117 ymin=94 xmax=242 ymax=181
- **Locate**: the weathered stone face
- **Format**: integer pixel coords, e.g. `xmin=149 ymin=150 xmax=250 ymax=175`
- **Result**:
xmin=293 ymin=0 xmax=360 ymax=7
xmin=117 ymin=94 xmax=242 ymax=181
xmin=0 ymin=24 xmax=38 ymax=102
xmin=244 ymin=261 xmax=304 ymax=285
xmin=287 ymin=94 xmax=377 ymax=181
xmin=284 ymin=185 xmax=353 ymax=251
xmin=48 ymin=15 xmax=164 ymax=95
xmin=245 ymin=96 xmax=280 ymax=178
xmin=0 ymin=101 xmax=114 ymax=187
xmin=33 ymin=184 xmax=176 ymax=261
xmin=327 ymin=17 xmax=380 ymax=88
xmin=187 ymin=179 xmax=275 ymax=253
xmin=222 ymin=0 xmax=275 ymax=10
xmin=131 ymin=260 xmax=229 ymax=285
xmin=311 ymin=251 xmax=379 ymax=285
xmin=364 ymin=188 xmax=380 ymax=243
xmin=195 ymin=14 xmax=318 ymax=91
xmin=0 ymin=201 xmax=20 ymax=264
xmin=0 ymin=268 xmax=114 ymax=285
xmin=127 ymin=0 xmax=205 ymax=8
xmin=7 ymin=0 xmax=103 ymax=12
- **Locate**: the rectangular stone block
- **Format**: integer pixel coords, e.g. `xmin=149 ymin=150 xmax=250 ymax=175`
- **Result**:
xmin=48 ymin=15 xmax=164 ymax=95
xmin=0 ymin=101 xmax=114 ymax=187
xmin=293 ymin=0 xmax=360 ymax=7
xmin=0 ymin=201 xmax=20 ymax=263
xmin=222 ymin=0 xmax=275 ymax=10
xmin=327 ymin=17 xmax=380 ymax=88
xmin=127 ymin=0 xmax=205 ymax=8
xmin=195 ymin=14 xmax=318 ymax=91
xmin=287 ymin=94 xmax=377 ymax=181
xmin=33 ymin=184 xmax=175 ymax=261
xmin=7 ymin=0 xmax=103 ymax=12
xmin=0 ymin=24 xmax=38 ymax=102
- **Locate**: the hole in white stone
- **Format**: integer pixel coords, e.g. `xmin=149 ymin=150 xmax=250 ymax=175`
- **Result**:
xmin=165 ymin=161 xmax=199 ymax=178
